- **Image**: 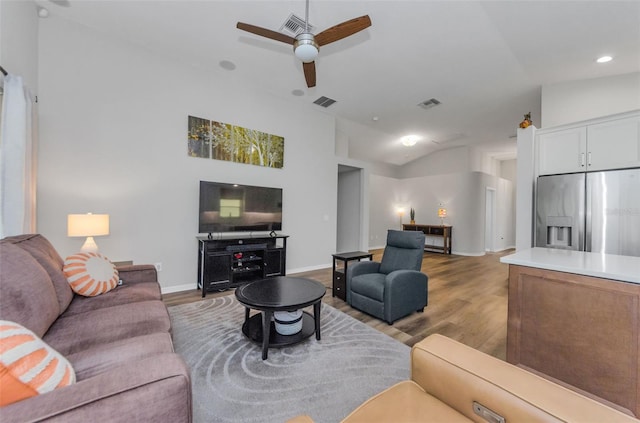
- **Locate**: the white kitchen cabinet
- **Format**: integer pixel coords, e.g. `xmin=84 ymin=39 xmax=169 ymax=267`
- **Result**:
xmin=587 ymin=116 xmax=640 ymax=171
xmin=538 ymin=127 xmax=586 ymax=175
xmin=538 ymin=112 xmax=640 ymax=176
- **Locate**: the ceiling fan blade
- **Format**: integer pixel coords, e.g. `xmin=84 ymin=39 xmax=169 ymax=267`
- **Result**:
xmin=303 ymin=62 xmax=316 ymax=88
xmin=315 ymin=15 xmax=372 ymax=46
xmin=236 ymin=22 xmax=296 ymax=45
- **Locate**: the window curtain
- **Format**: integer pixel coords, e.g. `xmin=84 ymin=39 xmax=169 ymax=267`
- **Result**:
xmin=0 ymin=73 xmax=37 ymax=238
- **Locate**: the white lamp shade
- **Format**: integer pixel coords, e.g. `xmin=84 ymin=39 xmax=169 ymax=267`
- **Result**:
xmin=294 ymin=33 xmax=319 ymax=63
xmin=67 ymin=214 xmax=109 ymax=237
xmin=294 ymin=44 xmax=318 ymax=62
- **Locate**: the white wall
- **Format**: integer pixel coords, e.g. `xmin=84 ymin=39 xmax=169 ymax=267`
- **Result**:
xmin=369 ymin=174 xmax=404 ymax=249
xmin=0 ymin=0 xmax=38 ymax=92
xmin=541 ymin=72 xmax=640 ymax=128
xmin=399 ymin=146 xmax=470 ymax=179
xmin=369 ymin=170 xmax=515 ymax=255
xmin=375 ymin=143 xmax=516 ymax=254
xmin=515 ymin=126 xmax=536 ymax=251
xmin=37 ymin=17 xmax=339 ymax=291
xmin=470 ymin=148 xmax=501 ymax=176
xmin=400 ymin=145 xmax=504 ymax=178
xmin=500 ymin=159 xmax=517 ymax=182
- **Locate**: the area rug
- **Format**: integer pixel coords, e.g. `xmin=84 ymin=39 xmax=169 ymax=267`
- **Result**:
xmin=168 ymin=295 xmax=410 ymax=423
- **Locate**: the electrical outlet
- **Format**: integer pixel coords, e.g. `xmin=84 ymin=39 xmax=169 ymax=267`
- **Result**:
xmin=154 ymin=262 xmax=162 ymax=272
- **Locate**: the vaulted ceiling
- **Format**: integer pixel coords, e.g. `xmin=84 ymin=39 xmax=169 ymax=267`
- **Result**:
xmin=37 ymin=0 xmax=640 ymax=166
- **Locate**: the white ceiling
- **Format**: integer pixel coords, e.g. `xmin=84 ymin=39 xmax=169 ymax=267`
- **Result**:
xmin=37 ymin=0 xmax=640 ymax=166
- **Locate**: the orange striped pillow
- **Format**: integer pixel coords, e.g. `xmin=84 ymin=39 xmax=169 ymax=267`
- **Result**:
xmin=63 ymin=252 xmax=119 ymax=296
xmin=0 ymin=320 xmax=75 ymax=406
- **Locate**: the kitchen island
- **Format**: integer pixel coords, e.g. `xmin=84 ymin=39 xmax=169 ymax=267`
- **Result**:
xmin=501 ymin=248 xmax=640 ymax=418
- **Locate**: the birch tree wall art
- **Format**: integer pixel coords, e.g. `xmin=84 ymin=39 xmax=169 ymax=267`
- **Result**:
xmin=188 ymin=115 xmax=284 ymax=169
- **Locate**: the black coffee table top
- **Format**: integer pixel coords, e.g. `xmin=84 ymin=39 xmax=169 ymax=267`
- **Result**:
xmin=235 ymin=276 xmax=326 ymax=311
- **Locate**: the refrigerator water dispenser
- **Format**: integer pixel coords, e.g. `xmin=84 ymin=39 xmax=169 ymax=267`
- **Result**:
xmin=545 ymin=216 xmax=573 ymax=248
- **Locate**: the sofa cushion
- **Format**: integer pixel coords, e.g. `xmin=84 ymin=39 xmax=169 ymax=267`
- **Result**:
xmin=350 ymin=273 xmax=386 ymax=302
xmin=0 ymin=354 xmax=192 ymax=423
xmin=63 ymin=253 xmax=119 ymax=297
xmin=379 ymin=230 xmax=425 ymax=275
xmin=116 ymin=264 xmax=158 ymax=284
xmin=66 ymin=332 xmax=174 ymax=380
xmin=43 ymin=300 xmax=171 ymax=356
xmin=0 ymin=243 xmax=60 ymax=337
xmin=62 ymin=282 xmax=161 ymax=317
xmin=1 ymin=234 xmax=74 ymax=314
xmin=342 ymin=380 xmax=472 ymax=422
xmin=0 ymin=320 xmax=75 ymax=406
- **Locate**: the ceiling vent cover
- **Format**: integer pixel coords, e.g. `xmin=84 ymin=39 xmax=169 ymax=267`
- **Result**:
xmin=280 ymin=14 xmax=315 ymax=36
xmin=418 ymin=98 xmax=442 ymax=110
xmin=313 ymin=96 xmax=337 ymax=108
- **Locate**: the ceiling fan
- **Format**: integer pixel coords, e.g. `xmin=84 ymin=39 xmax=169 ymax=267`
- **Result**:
xmin=236 ymin=0 xmax=371 ymax=88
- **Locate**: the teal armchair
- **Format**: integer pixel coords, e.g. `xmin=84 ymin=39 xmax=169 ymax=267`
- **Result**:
xmin=346 ymin=230 xmax=428 ymax=324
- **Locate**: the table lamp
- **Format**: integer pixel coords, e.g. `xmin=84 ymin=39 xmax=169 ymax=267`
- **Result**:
xmin=397 ymin=207 xmax=405 ymax=229
xmin=67 ymin=213 xmax=109 ymax=253
xmin=438 ymin=208 xmax=447 ymax=226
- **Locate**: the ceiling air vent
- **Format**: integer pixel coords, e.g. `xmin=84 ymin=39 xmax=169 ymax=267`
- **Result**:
xmin=313 ymin=96 xmax=337 ymax=108
xmin=418 ymin=98 xmax=442 ymax=110
xmin=280 ymin=14 xmax=315 ymax=36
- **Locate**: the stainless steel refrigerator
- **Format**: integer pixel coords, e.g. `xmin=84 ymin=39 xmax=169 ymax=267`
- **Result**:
xmin=535 ymin=168 xmax=640 ymax=257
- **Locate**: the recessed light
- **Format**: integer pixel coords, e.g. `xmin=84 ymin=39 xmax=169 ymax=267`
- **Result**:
xmin=219 ymin=60 xmax=236 ymax=71
xmin=291 ymin=89 xmax=305 ymax=97
xmin=401 ymin=135 xmax=420 ymax=147
xmin=596 ymin=55 xmax=613 ymax=63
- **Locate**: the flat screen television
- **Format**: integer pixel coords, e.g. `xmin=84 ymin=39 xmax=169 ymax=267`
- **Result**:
xmin=198 ymin=181 xmax=283 ymax=233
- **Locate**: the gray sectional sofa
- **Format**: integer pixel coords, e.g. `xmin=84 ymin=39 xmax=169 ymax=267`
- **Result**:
xmin=0 ymin=234 xmax=191 ymax=422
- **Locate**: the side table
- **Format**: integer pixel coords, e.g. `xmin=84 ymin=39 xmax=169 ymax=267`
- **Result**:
xmin=331 ymin=251 xmax=373 ymax=301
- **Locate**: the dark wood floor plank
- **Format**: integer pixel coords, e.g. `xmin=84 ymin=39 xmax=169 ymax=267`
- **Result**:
xmin=163 ymin=249 xmax=512 ymax=359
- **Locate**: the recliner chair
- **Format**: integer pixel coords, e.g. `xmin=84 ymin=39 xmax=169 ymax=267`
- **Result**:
xmin=347 ymin=230 xmax=428 ymax=324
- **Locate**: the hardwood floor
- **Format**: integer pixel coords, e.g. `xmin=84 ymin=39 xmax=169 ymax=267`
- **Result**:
xmin=163 ymin=249 xmax=513 ymax=360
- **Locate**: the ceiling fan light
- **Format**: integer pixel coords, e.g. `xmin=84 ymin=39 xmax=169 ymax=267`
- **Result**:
xmin=294 ymin=33 xmax=319 ymax=62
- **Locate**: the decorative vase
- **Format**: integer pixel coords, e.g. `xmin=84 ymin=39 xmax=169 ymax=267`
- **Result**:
xmin=410 ymin=220 xmax=415 ymax=224
xmin=519 ymin=112 xmax=532 ymax=129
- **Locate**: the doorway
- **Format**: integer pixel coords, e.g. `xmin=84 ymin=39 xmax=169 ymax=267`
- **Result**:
xmin=337 ymin=165 xmax=363 ymax=252
xmin=485 ymin=187 xmax=496 ymax=252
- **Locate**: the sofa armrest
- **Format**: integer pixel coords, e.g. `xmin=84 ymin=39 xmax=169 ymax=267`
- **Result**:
xmin=116 ymin=264 xmax=158 ymax=284
xmin=411 ymin=334 xmax=638 ymax=423
xmin=1 ymin=354 xmax=191 ymax=423
xmin=384 ymin=270 xmax=427 ymax=294
xmin=347 ymin=261 xmax=381 ymax=279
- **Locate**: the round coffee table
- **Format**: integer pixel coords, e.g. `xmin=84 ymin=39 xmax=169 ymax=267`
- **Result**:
xmin=235 ymin=276 xmax=326 ymax=360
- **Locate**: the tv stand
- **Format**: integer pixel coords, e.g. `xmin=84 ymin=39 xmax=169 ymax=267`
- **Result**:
xmin=197 ymin=234 xmax=288 ymax=297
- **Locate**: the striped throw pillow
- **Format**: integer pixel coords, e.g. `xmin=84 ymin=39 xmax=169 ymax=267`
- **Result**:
xmin=63 ymin=252 xmax=119 ymax=296
xmin=0 ymin=320 xmax=76 ymax=406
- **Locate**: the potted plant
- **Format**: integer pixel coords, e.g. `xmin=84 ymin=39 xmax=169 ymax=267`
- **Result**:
xmin=410 ymin=208 xmax=415 ymax=224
